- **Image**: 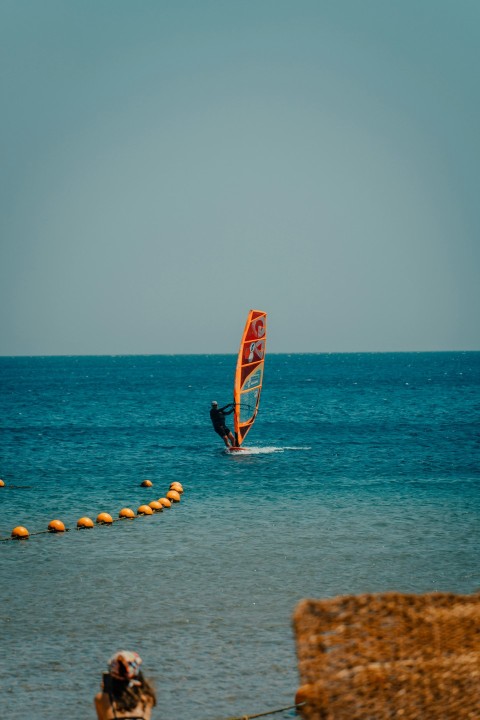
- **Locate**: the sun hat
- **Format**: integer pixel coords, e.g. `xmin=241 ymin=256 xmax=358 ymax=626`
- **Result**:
xmin=108 ymin=651 xmax=142 ymax=686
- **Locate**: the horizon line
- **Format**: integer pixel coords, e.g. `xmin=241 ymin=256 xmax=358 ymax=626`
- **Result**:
xmin=1 ymin=349 xmax=479 ymax=359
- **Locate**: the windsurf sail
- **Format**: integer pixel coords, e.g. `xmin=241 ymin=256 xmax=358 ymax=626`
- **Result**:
xmin=233 ymin=309 xmax=267 ymax=446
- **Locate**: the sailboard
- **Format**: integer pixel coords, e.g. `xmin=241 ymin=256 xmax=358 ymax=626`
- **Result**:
xmin=231 ymin=309 xmax=267 ymax=449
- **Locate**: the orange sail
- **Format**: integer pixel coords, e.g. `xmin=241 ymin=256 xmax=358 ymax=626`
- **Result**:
xmin=233 ymin=310 xmax=267 ymax=446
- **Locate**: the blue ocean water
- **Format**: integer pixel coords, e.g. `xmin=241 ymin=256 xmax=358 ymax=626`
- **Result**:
xmin=0 ymin=353 xmax=479 ymax=719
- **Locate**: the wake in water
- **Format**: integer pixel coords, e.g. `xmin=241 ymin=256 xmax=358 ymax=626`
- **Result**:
xmin=225 ymin=445 xmax=311 ymax=455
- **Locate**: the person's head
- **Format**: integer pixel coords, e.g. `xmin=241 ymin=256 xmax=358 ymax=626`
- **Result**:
xmin=109 ymin=650 xmax=142 ymax=683
xmin=211 ymin=401 xmax=218 ymax=407
xmin=103 ymin=651 xmax=156 ymax=712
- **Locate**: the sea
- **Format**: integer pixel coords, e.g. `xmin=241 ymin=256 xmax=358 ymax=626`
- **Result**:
xmin=0 ymin=352 xmax=479 ymax=720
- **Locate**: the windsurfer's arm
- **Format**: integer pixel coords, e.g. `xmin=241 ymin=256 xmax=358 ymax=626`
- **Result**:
xmin=221 ymin=403 xmax=235 ymax=414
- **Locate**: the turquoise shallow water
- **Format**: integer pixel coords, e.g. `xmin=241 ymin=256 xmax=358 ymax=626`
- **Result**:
xmin=1 ymin=353 xmax=479 ymax=719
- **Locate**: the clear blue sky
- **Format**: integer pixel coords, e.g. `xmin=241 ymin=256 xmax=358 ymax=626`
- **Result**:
xmin=1 ymin=0 xmax=479 ymax=354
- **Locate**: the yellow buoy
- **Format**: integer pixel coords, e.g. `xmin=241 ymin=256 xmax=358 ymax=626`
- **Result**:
xmin=169 ymin=481 xmax=183 ymax=493
xmin=0 ymin=479 xmax=5 ymax=487
xmin=295 ymin=685 xmax=311 ymax=707
xmin=149 ymin=500 xmax=163 ymax=512
xmin=137 ymin=504 xmax=153 ymax=515
xmin=141 ymin=479 xmax=153 ymax=487
xmin=166 ymin=489 xmax=181 ymax=503
xmin=77 ymin=516 xmax=94 ymax=529
xmin=11 ymin=525 xmax=29 ymax=539
xmin=96 ymin=512 xmax=113 ymax=524
xmin=118 ymin=507 xmax=135 ymax=519
xmin=48 ymin=519 xmax=66 ymax=533
xmin=158 ymin=497 xmax=171 ymax=508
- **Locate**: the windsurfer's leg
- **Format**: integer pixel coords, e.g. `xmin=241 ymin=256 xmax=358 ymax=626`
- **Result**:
xmin=228 ymin=432 xmax=236 ymax=447
xmin=222 ymin=435 xmax=230 ymax=448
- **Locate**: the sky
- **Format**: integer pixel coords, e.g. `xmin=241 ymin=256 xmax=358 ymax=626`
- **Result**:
xmin=1 ymin=0 xmax=479 ymax=355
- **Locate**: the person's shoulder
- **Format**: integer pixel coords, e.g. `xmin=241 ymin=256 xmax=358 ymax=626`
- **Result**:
xmin=94 ymin=691 xmax=108 ymax=719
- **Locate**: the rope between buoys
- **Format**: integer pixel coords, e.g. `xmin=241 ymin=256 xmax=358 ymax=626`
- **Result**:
xmin=221 ymin=701 xmax=305 ymax=720
xmin=0 ymin=529 xmax=64 ymax=542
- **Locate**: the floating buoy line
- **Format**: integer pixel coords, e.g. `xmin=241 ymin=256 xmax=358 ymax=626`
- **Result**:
xmin=0 ymin=480 xmax=184 ymax=542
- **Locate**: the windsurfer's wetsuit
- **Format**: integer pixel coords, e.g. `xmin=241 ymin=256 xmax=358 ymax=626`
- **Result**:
xmin=210 ymin=403 xmax=238 ymax=447
xmin=210 ymin=403 xmax=234 ymax=438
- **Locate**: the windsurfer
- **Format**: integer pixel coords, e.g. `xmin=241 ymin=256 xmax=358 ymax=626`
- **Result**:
xmin=210 ymin=401 xmax=237 ymax=448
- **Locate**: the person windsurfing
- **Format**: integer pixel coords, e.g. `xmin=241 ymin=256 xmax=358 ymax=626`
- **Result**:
xmin=210 ymin=401 xmax=237 ymax=448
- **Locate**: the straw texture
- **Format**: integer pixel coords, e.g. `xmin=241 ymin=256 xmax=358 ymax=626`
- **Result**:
xmin=293 ymin=591 xmax=480 ymax=720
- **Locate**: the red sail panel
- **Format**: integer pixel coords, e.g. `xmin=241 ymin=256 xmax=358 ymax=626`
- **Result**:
xmin=233 ymin=310 xmax=267 ymax=446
